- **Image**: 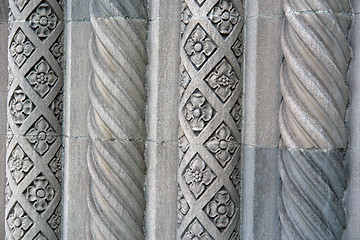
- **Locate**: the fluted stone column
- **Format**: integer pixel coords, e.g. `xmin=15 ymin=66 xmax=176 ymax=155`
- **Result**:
xmin=177 ymin=0 xmax=244 ymax=239
xmin=6 ymin=0 xmax=64 ymax=239
xmin=279 ymin=0 xmax=352 ymax=239
xmin=87 ymin=0 xmax=148 ymax=239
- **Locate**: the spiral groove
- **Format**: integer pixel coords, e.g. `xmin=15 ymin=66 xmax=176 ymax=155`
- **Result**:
xmin=279 ymin=0 xmax=351 ymax=239
xmin=87 ymin=0 xmax=148 ymax=239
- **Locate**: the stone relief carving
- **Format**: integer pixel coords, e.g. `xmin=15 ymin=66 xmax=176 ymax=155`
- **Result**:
xmin=178 ymin=0 xmax=244 ymax=239
xmin=278 ymin=0 xmax=351 ymax=239
xmin=87 ymin=0 xmax=148 ymax=239
xmin=6 ymin=0 xmax=64 ymax=239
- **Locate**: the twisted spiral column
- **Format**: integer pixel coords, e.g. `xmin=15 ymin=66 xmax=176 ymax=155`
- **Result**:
xmin=279 ymin=0 xmax=352 ymax=239
xmin=87 ymin=0 xmax=148 ymax=239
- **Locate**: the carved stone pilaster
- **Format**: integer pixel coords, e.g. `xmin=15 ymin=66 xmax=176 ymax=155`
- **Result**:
xmin=178 ymin=0 xmax=244 ymax=239
xmin=279 ymin=0 xmax=352 ymax=239
xmin=87 ymin=0 xmax=148 ymax=239
xmin=6 ymin=0 xmax=64 ymax=239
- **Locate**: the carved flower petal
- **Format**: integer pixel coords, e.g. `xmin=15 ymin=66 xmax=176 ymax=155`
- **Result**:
xmin=206 ymin=138 xmax=220 ymax=153
xmin=23 ymin=43 xmax=34 ymax=56
xmin=191 ymin=93 xmax=205 ymax=107
xmin=193 ymin=26 xmax=206 ymax=41
xmin=14 ymin=91 xmax=25 ymax=102
xmin=216 ymin=85 xmax=231 ymax=101
xmin=191 ymin=53 xmax=206 ymax=68
xmin=209 ymin=7 xmax=222 ymax=23
xmin=207 ymin=72 xmax=220 ymax=89
xmin=27 ymin=70 xmax=39 ymax=85
xmin=13 ymin=147 xmax=25 ymax=159
xmin=14 ymin=204 xmax=24 ymax=217
xmin=218 ymin=21 xmax=232 ymax=35
xmin=12 ymin=171 xmax=24 ymax=183
xmin=8 ymin=159 xmax=16 ymax=172
xmin=227 ymin=139 xmax=237 ymax=153
xmin=15 ymin=31 xmax=25 ymax=43
xmin=15 ymin=55 xmax=26 ymax=67
xmin=34 ymin=199 xmax=47 ymax=211
xmin=27 ymin=187 xmax=37 ymax=202
xmin=36 ymin=140 xmax=49 ymax=155
xmin=27 ymin=129 xmax=38 ymax=144
xmin=12 ymin=227 xmax=24 ymax=240
xmin=207 ymin=201 xmax=219 ymax=218
xmin=216 ymin=190 xmax=230 ymax=204
xmin=21 ymin=158 xmax=32 ymax=172
xmin=218 ymin=60 xmax=231 ymax=75
xmin=37 ymin=4 xmax=51 ymax=16
xmin=200 ymin=104 xmax=213 ymax=122
xmin=22 ymin=100 xmax=33 ymax=115
xmin=21 ymin=215 xmax=32 ymax=230
xmin=220 ymin=0 xmax=232 ymax=11
xmin=217 ymin=125 xmax=230 ymax=140
xmin=227 ymin=200 xmax=235 ymax=217
xmin=189 ymin=221 xmax=204 ymax=235
xmin=45 ymin=186 xmax=55 ymax=201
xmin=214 ymin=214 xmax=229 ymax=228
xmin=191 ymin=157 xmax=206 ymax=171
xmin=14 ymin=113 xmax=26 ymax=125
xmin=184 ymin=169 xmax=195 ymax=184
xmin=184 ymin=39 xmax=196 ymax=56
xmin=37 ymin=83 xmax=50 ymax=97
xmin=230 ymin=15 xmax=238 ymax=25
xmin=202 ymin=169 xmax=215 ymax=185
xmin=37 ymin=27 xmax=50 ymax=38
xmin=189 ymin=118 xmax=205 ymax=132
xmin=202 ymin=39 xmax=216 ymax=56
xmin=217 ymin=150 xmax=230 ymax=164
xmin=47 ymin=73 xmax=58 ymax=86
xmin=190 ymin=182 xmax=204 ymax=197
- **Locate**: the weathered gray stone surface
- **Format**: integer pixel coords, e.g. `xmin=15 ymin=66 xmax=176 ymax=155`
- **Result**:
xmin=242 ymin=0 xmax=283 ymax=239
xmin=145 ymin=0 xmax=180 ymax=239
xmin=0 ymin=0 xmax=8 ymax=238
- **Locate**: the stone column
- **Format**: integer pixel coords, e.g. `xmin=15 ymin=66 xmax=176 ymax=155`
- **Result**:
xmin=0 ymin=0 xmax=8 ymax=238
xmin=86 ymin=0 xmax=148 ymax=239
xmin=6 ymin=0 xmax=64 ymax=239
xmin=278 ymin=0 xmax=351 ymax=239
xmin=177 ymin=0 xmax=244 ymax=239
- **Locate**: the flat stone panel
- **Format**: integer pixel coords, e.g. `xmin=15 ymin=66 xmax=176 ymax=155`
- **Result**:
xmin=343 ymin=11 xmax=360 ymax=240
xmin=242 ymin=146 xmax=279 ymax=240
xmin=246 ymin=0 xmax=283 ymax=18
xmin=0 ymin=22 xmax=8 ymax=240
xmin=62 ymin=20 xmax=91 ymax=239
xmin=243 ymin=15 xmax=283 ymax=148
xmin=145 ymin=1 xmax=181 ymax=237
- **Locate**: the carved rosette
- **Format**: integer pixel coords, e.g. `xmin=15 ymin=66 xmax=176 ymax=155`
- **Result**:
xmin=279 ymin=0 xmax=352 ymax=239
xmin=178 ymin=0 xmax=244 ymax=239
xmin=6 ymin=0 xmax=64 ymax=239
xmin=87 ymin=0 xmax=148 ymax=239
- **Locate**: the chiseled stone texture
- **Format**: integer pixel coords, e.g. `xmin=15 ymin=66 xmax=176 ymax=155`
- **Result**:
xmin=0 ymin=0 xmax=8 ymax=238
xmin=344 ymin=1 xmax=360 ymax=239
xmin=242 ymin=0 xmax=283 ymax=239
xmin=145 ymin=0 xmax=181 ymax=239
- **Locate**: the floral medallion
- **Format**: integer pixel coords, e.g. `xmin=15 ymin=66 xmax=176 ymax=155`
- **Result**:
xmin=205 ymin=59 xmax=238 ymax=102
xmin=24 ymin=174 xmax=55 ymax=213
xmin=8 ymin=145 xmax=34 ymax=184
xmin=205 ymin=123 xmax=237 ymax=167
xmin=7 ymin=203 xmax=33 ymax=240
xmin=183 ymin=90 xmax=215 ymax=135
xmin=204 ymin=188 xmax=235 ymax=232
xmin=26 ymin=59 xmax=58 ymax=98
xmin=10 ymin=29 xmax=35 ymax=68
xmin=26 ymin=117 xmax=57 ymax=156
xmin=9 ymin=87 xmax=35 ymax=126
xmin=183 ymin=154 xmax=216 ymax=199
xmin=185 ymin=25 xmax=217 ymax=70
xmin=29 ymin=2 xmax=58 ymax=40
xmin=208 ymin=0 xmax=240 ymax=37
